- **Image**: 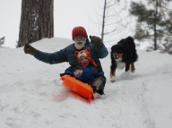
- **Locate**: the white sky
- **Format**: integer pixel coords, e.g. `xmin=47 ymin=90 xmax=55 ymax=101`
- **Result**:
xmin=0 ymin=0 xmax=103 ymax=47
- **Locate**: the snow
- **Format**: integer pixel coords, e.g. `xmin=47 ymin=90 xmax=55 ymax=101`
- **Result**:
xmin=0 ymin=38 xmax=172 ymax=128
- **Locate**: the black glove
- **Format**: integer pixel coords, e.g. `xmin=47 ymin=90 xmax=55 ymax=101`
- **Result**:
xmin=24 ymin=44 xmax=39 ymax=56
xmin=92 ymin=76 xmax=106 ymax=95
xmin=89 ymin=36 xmax=103 ymax=48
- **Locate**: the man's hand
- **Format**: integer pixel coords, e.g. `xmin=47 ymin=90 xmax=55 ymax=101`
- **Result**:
xmin=89 ymin=36 xmax=103 ymax=48
xmin=24 ymin=44 xmax=39 ymax=56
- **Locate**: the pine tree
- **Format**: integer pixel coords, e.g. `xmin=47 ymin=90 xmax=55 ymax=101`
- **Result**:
xmin=17 ymin=0 xmax=54 ymax=47
xmin=130 ymin=0 xmax=172 ymax=50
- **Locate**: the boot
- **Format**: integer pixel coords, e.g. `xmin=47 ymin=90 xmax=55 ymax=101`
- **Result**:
xmin=92 ymin=76 xmax=106 ymax=95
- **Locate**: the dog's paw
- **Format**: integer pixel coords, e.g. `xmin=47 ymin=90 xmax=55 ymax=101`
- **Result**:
xmin=110 ymin=76 xmax=116 ymax=83
xmin=131 ymin=69 xmax=135 ymax=73
xmin=130 ymin=64 xmax=135 ymax=73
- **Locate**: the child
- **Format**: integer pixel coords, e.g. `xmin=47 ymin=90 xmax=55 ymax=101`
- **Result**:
xmin=61 ymin=48 xmax=106 ymax=95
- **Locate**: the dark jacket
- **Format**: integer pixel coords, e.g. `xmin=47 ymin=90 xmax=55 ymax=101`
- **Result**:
xmin=34 ymin=40 xmax=108 ymax=72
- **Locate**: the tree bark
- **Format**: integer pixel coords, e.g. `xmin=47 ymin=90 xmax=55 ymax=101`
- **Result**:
xmin=18 ymin=0 xmax=54 ymax=47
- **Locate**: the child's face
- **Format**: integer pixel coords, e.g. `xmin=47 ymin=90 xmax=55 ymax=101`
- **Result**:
xmin=80 ymin=56 xmax=89 ymax=67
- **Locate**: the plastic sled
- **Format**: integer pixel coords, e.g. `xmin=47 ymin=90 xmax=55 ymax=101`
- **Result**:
xmin=61 ymin=75 xmax=94 ymax=100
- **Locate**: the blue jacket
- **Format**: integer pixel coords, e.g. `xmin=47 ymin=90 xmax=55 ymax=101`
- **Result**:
xmin=34 ymin=40 xmax=108 ymax=72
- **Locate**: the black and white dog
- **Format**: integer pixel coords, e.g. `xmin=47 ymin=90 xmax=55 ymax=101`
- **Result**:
xmin=110 ymin=36 xmax=138 ymax=82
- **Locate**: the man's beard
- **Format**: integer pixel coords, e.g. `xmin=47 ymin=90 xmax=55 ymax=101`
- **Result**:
xmin=74 ymin=40 xmax=86 ymax=50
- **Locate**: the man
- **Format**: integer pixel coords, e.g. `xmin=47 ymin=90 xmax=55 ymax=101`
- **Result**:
xmin=24 ymin=26 xmax=108 ymax=94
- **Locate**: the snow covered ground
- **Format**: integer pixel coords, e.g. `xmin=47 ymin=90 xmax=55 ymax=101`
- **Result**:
xmin=0 ymin=38 xmax=172 ymax=128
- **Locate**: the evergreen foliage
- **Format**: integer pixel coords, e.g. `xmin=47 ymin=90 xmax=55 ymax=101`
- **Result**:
xmin=129 ymin=0 xmax=172 ymax=51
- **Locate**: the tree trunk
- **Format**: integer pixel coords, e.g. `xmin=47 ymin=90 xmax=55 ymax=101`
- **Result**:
xmin=18 ymin=0 xmax=54 ymax=47
xmin=154 ymin=0 xmax=158 ymax=50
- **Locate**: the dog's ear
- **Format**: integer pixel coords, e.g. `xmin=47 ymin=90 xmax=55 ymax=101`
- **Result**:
xmin=111 ymin=45 xmax=116 ymax=51
xmin=126 ymin=36 xmax=134 ymax=43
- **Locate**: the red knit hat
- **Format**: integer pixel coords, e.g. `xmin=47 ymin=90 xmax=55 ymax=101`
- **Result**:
xmin=72 ymin=26 xmax=88 ymax=40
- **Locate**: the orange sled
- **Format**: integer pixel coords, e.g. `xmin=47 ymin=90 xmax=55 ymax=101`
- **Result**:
xmin=61 ymin=75 xmax=94 ymax=100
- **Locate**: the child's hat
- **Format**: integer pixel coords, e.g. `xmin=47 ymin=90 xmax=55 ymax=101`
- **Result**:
xmin=74 ymin=48 xmax=97 ymax=68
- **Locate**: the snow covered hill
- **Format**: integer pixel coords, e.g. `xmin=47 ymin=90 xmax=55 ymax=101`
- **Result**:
xmin=0 ymin=38 xmax=172 ymax=128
